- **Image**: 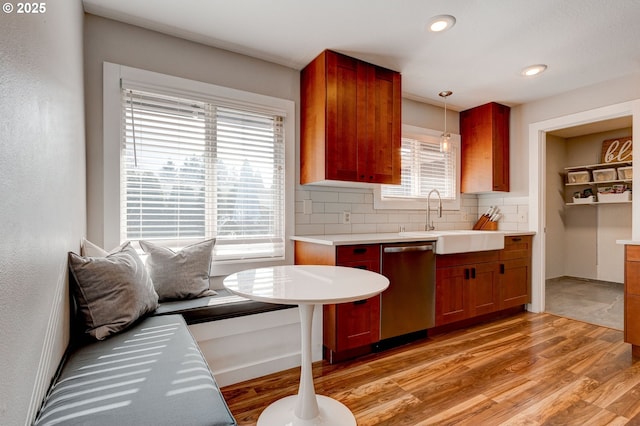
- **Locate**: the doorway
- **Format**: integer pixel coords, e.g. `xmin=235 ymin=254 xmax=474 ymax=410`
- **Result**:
xmin=527 ymin=100 xmax=640 ymax=314
xmin=542 ymin=123 xmax=631 ymax=329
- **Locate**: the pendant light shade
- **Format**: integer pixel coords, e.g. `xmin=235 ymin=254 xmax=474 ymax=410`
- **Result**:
xmin=439 ymin=90 xmax=452 ymax=152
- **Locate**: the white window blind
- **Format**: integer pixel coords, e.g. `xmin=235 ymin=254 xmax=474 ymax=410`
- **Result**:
xmin=121 ymin=88 xmax=285 ymax=261
xmin=381 ymin=135 xmax=457 ymax=200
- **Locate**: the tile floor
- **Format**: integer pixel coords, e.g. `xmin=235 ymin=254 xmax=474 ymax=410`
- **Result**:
xmin=545 ymin=276 xmax=623 ymax=330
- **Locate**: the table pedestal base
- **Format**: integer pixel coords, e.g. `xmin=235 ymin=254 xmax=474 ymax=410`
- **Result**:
xmin=257 ymin=395 xmax=356 ymax=426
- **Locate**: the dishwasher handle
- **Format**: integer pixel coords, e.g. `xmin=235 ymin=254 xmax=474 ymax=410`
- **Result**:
xmin=383 ymin=244 xmax=434 ymax=254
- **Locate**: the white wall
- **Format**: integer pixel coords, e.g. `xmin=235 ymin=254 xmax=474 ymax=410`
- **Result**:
xmin=565 ymin=129 xmax=632 ymax=283
xmin=546 ymin=128 xmax=632 ymax=282
xmin=545 ymin=134 xmax=567 ymax=279
xmin=0 ymin=1 xmax=86 ymax=424
xmin=521 ymin=76 xmax=640 ymax=312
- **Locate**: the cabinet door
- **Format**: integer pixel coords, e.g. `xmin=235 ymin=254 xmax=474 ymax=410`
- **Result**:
xmin=460 ymin=102 xmax=510 ymax=193
xmin=435 ymin=266 xmax=467 ymax=326
xmin=358 ymin=64 xmax=401 ymax=184
xmin=625 ymin=246 xmax=640 ymax=349
xmin=469 ymin=262 xmax=500 ymax=316
xmin=499 ymin=258 xmax=531 ymax=309
xmin=326 ymin=51 xmax=359 ymax=181
xmin=331 ymin=244 xmax=381 ymax=352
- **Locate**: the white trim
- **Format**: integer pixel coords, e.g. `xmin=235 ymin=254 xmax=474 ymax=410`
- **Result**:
xmin=528 ymin=99 xmax=640 ymax=313
xmin=103 ymin=62 xmax=296 ymax=275
xmin=374 ymin=125 xmax=462 ymax=211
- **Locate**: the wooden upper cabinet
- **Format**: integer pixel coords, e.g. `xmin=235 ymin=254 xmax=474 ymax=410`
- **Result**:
xmin=300 ymin=50 xmax=401 ymax=185
xmin=460 ymin=102 xmax=510 ymax=193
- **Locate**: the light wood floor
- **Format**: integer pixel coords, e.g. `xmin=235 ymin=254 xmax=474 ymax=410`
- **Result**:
xmin=221 ymin=312 xmax=640 ymax=425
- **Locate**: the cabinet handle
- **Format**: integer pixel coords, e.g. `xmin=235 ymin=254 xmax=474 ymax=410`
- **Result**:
xmin=354 ymin=265 xmax=368 ymax=270
xmin=353 ymin=299 xmax=367 ymax=305
xmin=511 ymin=237 xmax=522 ymax=242
xmin=471 ymin=268 xmax=476 ymax=279
xmin=500 ymin=264 xmax=505 ymax=274
xmin=464 ymin=268 xmax=470 ymax=280
xmin=383 ymin=244 xmax=433 ymax=253
xmin=353 ymin=248 xmax=367 ymax=255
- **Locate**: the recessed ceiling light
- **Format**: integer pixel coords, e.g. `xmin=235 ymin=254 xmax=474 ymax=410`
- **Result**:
xmin=428 ymin=15 xmax=456 ymax=32
xmin=522 ymin=64 xmax=548 ymax=77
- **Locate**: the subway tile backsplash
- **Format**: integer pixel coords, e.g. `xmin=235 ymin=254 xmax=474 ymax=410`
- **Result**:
xmin=295 ymin=186 xmax=530 ymax=235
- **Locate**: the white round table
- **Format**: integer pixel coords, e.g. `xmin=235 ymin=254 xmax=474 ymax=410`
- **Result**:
xmin=223 ymin=265 xmax=389 ymax=426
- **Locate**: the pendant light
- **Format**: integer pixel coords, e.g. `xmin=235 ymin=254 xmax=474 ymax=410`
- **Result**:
xmin=439 ymin=90 xmax=452 ymax=152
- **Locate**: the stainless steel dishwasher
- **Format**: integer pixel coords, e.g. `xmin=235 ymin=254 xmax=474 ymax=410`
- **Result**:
xmin=380 ymin=242 xmax=435 ymax=340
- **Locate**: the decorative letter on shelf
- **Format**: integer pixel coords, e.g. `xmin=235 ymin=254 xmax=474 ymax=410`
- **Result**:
xmin=601 ymin=136 xmax=632 ymax=163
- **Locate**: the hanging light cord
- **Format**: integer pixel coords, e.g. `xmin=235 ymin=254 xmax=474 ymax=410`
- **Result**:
xmin=439 ymin=90 xmax=452 ymax=137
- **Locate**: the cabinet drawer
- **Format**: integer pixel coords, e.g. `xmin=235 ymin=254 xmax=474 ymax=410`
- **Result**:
xmin=436 ymin=250 xmax=500 ymax=269
xmin=626 ymin=245 xmax=640 ymax=262
xmin=337 ymin=244 xmax=380 ymax=264
xmin=501 ymin=235 xmax=533 ymax=260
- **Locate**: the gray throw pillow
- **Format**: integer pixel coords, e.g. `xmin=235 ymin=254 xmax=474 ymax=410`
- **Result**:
xmin=68 ymin=242 xmax=159 ymax=340
xmin=139 ymin=239 xmax=216 ymax=301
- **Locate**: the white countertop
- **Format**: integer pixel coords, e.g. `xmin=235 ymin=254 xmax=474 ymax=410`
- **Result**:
xmin=291 ymin=231 xmax=535 ymax=246
xmin=617 ymin=240 xmax=640 ymax=245
xmin=223 ymin=265 xmax=390 ymax=304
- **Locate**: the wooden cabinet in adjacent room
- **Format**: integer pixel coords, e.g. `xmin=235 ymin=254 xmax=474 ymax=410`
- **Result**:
xmin=499 ymin=235 xmax=532 ymax=309
xmin=294 ymin=241 xmax=381 ymax=363
xmin=460 ymin=102 xmax=510 ymax=193
xmin=624 ymin=244 xmax=640 ymax=357
xmin=300 ymin=49 xmax=401 ymax=185
xmin=435 ymin=251 xmax=501 ymax=326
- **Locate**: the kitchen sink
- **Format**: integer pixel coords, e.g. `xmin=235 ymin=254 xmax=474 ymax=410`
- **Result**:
xmin=398 ymin=230 xmax=505 ymax=254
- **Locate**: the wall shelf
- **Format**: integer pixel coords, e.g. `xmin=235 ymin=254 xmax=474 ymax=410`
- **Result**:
xmin=564 ymin=160 xmax=632 ymax=205
xmin=565 ymin=201 xmax=632 ymax=206
xmin=565 ymin=160 xmax=632 ymax=171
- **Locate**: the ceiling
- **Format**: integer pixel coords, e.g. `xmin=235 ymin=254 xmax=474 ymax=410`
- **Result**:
xmin=82 ymin=0 xmax=640 ymax=111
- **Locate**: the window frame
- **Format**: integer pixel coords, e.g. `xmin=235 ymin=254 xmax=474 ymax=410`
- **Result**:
xmin=373 ymin=125 xmax=461 ymax=210
xmin=103 ymin=62 xmax=295 ymax=276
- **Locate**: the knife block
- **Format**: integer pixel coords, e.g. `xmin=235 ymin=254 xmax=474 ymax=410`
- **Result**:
xmin=481 ymin=220 xmax=498 ymax=230
xmin=473 ymin=216 xmax=498 ymax=230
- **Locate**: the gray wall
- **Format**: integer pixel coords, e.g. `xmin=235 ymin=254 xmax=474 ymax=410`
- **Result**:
xmin=0 ymin=1 xmax=86 ymax=424
xmin=83 ymin=14 xmax=459 ymax=247
xmin=84 ymin=14 xmax=300 ymax=248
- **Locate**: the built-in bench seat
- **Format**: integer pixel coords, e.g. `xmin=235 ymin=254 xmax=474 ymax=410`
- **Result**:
xmin=33 ymin=288 xmax=295 ymax=425
xmin=155 ymin=288 xmax=294 ymax=324
xmin=33 ymin=239 xmax=297 ymax=425
xmin=33 ymin=315 xmax=237 ymax=426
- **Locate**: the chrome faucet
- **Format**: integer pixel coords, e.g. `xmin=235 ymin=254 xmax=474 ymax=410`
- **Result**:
xmin=425 ymin=189 xmax=442 ymax=231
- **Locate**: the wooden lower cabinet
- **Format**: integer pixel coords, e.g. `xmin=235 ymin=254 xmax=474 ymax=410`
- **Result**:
xmin=624 ymin=245 xmax=640 ymax=357
xmin=295 ymin=241 xmax=381 ymax=363
xmin=499 ymin=235 xmax=532 ymax=309
xmin=435 ymin=251 xmax=500 ymax=326
xmin=436 ymin=235 xmax=533 ymax=327
xmin=295 ymin=234 xmax=533 ymax=361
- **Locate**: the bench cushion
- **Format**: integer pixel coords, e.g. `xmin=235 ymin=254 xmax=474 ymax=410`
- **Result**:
xmin=33 ymin=315 xmax=236 ymax=426
xmin=154 ymin=288 xmax=294 ymax=324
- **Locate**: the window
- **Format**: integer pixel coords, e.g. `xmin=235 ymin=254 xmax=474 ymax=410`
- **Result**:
xmin=104 ymin=63 xmax=294 ymax=272
xmin=374 ymin=125 xmax=460 ymax=210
